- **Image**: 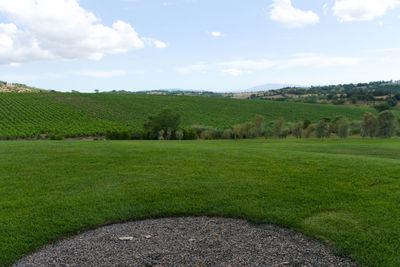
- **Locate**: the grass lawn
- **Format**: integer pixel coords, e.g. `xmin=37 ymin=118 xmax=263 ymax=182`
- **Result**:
xmin=1 ymin=139 xmax=399 ymax=266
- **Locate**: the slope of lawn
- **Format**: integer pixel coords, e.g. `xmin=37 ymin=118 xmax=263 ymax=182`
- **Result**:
xmin=0 ymin=92 xmax=376 ymax=138
xmin=1 ymin=139 xmax=400 ymax=266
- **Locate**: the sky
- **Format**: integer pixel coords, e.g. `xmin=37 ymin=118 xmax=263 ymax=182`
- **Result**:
xmin=1 ymin=0 xmax=400 ymax=92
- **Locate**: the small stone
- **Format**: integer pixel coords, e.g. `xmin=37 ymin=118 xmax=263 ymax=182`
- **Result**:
xmin=118 ymin=237 xmax=133 ymax=241
xmin=188 ymin=239 xmax=196 ymax=242
xmin=144 ymin=235 xmax=152 ymax=239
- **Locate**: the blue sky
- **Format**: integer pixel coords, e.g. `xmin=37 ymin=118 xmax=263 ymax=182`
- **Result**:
xmin=1 ymin=0 xmax=400 ymax=92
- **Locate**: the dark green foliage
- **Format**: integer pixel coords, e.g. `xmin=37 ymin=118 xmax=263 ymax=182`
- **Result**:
xmin=48 ymin=134 xmax=64 ymax=140
xmin=144 ymin=107 xmax=180 ymax=140
xmin=361 ymin=112 xmax=378 ymax=137
xmin=291 ymin=122 xmax=303 ymax=138
xmin=386 ymin=97 xmax=398 ymax=107
xmin=274 ymin=117 xmax=285 ymax=138
xmin=337 ymin=118 xmax=350 ymax=138
xmin=105 ymin=130 xmax=131 ymax=140
xmin=315 ymin=120 xmax=330 ymax=138
xmin=374 ymin=103 xmax=391 ymax=112
xmin=304 ymin=124 xmax=314 ymax=138
xmin=222 ymin=129 xmax=233 ymax=139
xmin=377 ymin=111 xmax=396 ymax=138
xmin=182 ymin=128 xmax=198 ymax=140
xmin=254 ymin=114 xmax=264 ymax=137
xmin=303 ymin=119 xmax=311 ymax=130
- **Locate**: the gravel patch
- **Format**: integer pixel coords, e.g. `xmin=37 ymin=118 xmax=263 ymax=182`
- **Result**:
xmin=14 ymin=217 xmax=356 ymax=266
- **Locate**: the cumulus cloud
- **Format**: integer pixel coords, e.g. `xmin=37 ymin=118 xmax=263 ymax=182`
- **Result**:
xmin=0 ymin=0 xmax=164 ymax=64
xmin=269 ymin=0 xmax=320 ymax=28
xmin=333 ymin=0 xmax=400 ymax=21
xmin=142 ymin=38 xmax=167 ymax=48
xmin=211 ymin=31 xmax=223 ymax=37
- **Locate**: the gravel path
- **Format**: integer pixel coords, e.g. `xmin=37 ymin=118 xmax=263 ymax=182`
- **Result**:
xmin=14 ymin=217 xmax=356 ymax=266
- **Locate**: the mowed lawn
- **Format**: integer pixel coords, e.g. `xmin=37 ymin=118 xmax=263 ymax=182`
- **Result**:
xmin=1 ymin=139 xmax=400 ymax=266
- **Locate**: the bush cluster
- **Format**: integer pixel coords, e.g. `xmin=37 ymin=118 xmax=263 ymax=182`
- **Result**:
xmin=104 ymin=108 xmax=399 ymax=140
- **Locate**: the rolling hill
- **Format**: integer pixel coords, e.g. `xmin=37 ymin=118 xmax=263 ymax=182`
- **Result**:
xmin=0 ymin=91 xmax=377 ymax=139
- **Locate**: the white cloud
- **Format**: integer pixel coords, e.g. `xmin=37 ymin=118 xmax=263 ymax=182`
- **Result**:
xmin=280 ymin=54 xmax=363 ymax=68
xmin=219 ymin=59 xmax=276 ymax=70
xmin=323 ymin=3 xmax=329 ymax=16
xmin=218 ymin=55 xmax=362 ymax=74
xmin=77 ymin=70 xmax=128 ymax=78
xmin=333 ymin=0 xmax=400 ymax=22
xmin=176 ymin=63 xmax=209 ymax=73
xmin=221 ymin=69 xmax=245 ymax=76
xmin=211 ymin=31 xmax=223 ymax=37
xmin=269 ymin=0 xmax=320 ymax=28
xmin=142 ymin=38 xmax=167 ymax=48
xmin=0 ymin=0 xmax=164 ymax=64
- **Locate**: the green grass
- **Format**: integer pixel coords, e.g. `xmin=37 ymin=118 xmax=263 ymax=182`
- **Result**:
xmin=0 ymin=92 xmax=376 ymax=138
xmin=1 ymin=139 xmax=400 ymax=266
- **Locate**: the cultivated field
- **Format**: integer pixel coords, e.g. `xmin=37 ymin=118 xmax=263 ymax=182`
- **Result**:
xmin=0 ymin=92 xmax=377 ymax=139
xmin=1 ymin=139 xmax=399 ymax=266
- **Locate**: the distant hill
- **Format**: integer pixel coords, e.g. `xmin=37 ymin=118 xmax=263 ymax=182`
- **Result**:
xmin=0 ymin=81 xmax=45 ymax=93
xmin=243 ymin=81 xmax=400 ymax=108
xmin=246 ymin=83 xmax=302 ymax=92
xmin=0 ymin=91 xmax=376 ymax=139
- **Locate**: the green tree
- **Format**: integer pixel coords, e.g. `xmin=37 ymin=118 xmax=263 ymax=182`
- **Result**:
xmin=337 ymin=118 xmax=350 ymax=138
xmin=315 ymin=120 xmax=330 ymax=138
xmin=254 ymin=115 xmax=264 ymax=137
xmin=233 ymin=124 xmax=242 ymax=139
xmin=377 ymin=110 xmax=396 ymax=138
xmin=274 ymin=117 xmax=285 ymax=138
xmin=304 ymin=124 xmax=314 ymax=138
xmin=303 ymin=119 xmax=311 ymax=130
xmin=144 ymin=107 xmax=180 ymax=140
xmin=291 ymin=122 xmax=303 ymax=139
xmin=360 ymin=112 xmax=377 ymax=137
xmin=222 ymin=129 xmax=233 ymax=139
xmin=386 ymin=97 xmax=398 ymax=107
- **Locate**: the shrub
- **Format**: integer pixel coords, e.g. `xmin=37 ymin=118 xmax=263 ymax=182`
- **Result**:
xmin=130 ymin=131 xmax=143 ymax=140
xmin=176 ymin=130 xmax=184 ymax=140
xmin=222 ymin=129 xmax=233 ymax=139
xmin=337 ymin=118 xmax=350 ymax=138
xmin=144 ymin=107 xmax=180 ymax=140
xmin=303 ymin=119 xmax=311 ymax=130
xmin=304 ymin=124 xmax=314 ymax=138
xmin=361 ymin=112 xmax=377 ymax=138
xmin=377 ymin=110 xmax=396 ymax=138
xmin=291 ymin=122 xmax=303 ymax=138
xmin=279 ymin=128 xmax=289 ymax=139
xmin=233 ymin=124 xmax=242 ymax=139
xmin=240 ymin=122 xmax=256 ymax=139
xmin=182 ymin=128 xmax=197 ymax=140
xmin=254 ymin=115 xmax=264 ymax=137
xmin=274 ymin=117 xmax=285 ymax=138
xmin=374 ymin=103 xmax=391 ymax=112
xmin=49 ymin=134 xmax=64 ymax=140
xmin=315 ymin=120 xmax=330 ymax=138
xmin=105 ymin=130 xmax=131 ymax=140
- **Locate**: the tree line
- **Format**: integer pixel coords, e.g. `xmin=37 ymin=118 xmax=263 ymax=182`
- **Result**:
xmin=106 ymin=108 xmax=400 ymax=140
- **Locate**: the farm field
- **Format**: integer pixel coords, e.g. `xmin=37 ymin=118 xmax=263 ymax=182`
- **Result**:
xmin=0 ymin=92 xmax=378 ymax=139
xmin=1 ymin=139 xmax=400 ymax=266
